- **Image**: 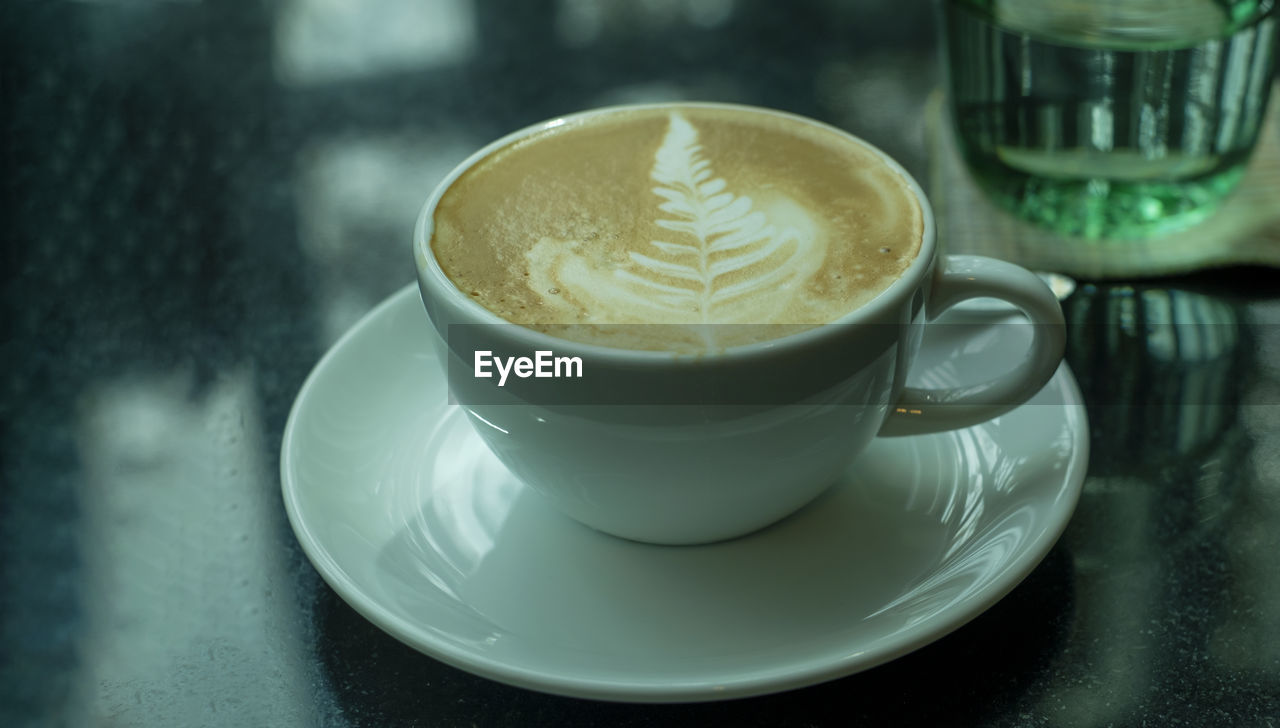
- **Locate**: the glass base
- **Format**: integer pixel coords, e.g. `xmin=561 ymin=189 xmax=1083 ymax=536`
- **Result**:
xmin=964 ymin=158 xmax=1248 ymax=240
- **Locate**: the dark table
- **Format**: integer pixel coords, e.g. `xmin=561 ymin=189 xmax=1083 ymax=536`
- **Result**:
xmin=4 ymin=1 xmax=1278 ymax=726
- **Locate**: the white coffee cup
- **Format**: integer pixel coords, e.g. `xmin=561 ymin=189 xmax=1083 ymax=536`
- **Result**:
xmin=414 ymin=103 xmax=1065 ymax=545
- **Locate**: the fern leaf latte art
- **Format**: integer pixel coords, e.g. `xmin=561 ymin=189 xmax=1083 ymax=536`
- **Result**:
xmin=431 ymin=106 xmax=922 ymax=351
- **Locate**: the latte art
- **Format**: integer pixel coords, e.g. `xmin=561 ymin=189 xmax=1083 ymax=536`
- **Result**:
xmin=526 ymin=113 xmax=827 ymax=347
xmin=432 ymin=106 xmax=922 ymax=350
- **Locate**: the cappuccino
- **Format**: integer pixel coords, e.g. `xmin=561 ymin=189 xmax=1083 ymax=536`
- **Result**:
xmin=431 ymin=105 xmax=922 ymax=350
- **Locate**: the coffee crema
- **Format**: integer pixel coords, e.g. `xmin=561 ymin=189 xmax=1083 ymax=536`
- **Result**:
xmin=431 ymin=105 xmax=923 ymax=351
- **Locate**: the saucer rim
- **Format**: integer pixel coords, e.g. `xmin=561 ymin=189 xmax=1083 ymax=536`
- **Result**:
xmin=281 ymin=284 xmax=1089 ymax=703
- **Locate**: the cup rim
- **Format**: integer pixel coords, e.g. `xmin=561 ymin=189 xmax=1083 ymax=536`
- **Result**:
xmin=414 ymin=101 xmax=938 ymax=365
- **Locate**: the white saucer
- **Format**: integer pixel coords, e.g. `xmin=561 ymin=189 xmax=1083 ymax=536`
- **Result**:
xmin=281 ymin=285 xmax=1088 ymax=703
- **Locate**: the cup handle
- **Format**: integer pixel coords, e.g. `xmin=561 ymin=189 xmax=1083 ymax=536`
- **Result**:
xmin=878 ymin=255 xmax=1066 ymax=437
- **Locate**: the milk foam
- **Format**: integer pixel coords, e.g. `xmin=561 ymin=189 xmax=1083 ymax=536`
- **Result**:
xmin=432 ymin=106 xmax=922 ymax=351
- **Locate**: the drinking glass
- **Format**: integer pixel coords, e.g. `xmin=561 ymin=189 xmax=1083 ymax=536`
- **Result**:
xmin=941 ymin=0 xmax=1278 ymax=240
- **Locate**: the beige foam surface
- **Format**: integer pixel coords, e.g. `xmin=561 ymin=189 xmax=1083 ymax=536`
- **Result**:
xmin=432 ymin=105 xmax=923 ymax=349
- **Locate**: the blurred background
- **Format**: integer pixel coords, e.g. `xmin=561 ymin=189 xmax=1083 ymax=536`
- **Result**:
xmin=0 ymin=2 xmax=935 ymax=723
